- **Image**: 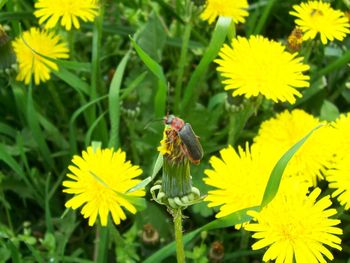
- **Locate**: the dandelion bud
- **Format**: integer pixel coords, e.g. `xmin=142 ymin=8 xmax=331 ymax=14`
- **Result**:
xmin=208 ymin=241 xmax=224 ymax=262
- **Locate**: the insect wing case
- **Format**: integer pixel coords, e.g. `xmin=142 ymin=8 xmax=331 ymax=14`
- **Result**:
xmin=178 ymin=123 xmax=204 ymax=162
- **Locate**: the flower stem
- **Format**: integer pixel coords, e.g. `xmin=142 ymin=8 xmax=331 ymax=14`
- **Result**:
xmin=94 ymin=224 xmax=108 ymax=263
xmin=174 ymin=208 xmax=185 ymax=263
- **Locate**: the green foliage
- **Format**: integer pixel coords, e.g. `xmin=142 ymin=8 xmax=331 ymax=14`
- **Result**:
xmin=0 ymin=0 xmax=350 ymax=262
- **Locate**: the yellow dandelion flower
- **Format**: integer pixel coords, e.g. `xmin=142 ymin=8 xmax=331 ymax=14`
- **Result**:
xmin=34 ymin=0 xmax=99 ymax=31
xmin=157 ymin=127 xmax=173 ymax=156
xmin=327 ymin=113 xmax=350 ymax=210
xmin=215 ymin=35 xmax=310 ymax=104
xmin=328 ymin=155 xmax=350 ymax=210
xmin=328 ymin=113 xmax=350 ymax=160
xmin=203 ymin=144 xmax=273 ymax=218
xmin=12 ymin=27 xmax=69 ymax=85
xmin=200 ymin=0 xmax=249 ymax=24
xmin=254 ymin=109 xmax=334 ymax=187
xmin=62 ymin=146 xmax=145 ymax=226
xmin=290 ymin=1 xmax=350 ymax=44
xmin=245 ymin=185 xmax=343 ymax=263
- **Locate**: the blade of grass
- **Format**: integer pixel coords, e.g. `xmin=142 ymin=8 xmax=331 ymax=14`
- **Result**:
xmin=53 ymin=67 xmax=89 ymax=95
xmin=108 ymin=51 xmax=131 ymax=149
xmin=130 ymin=37 xmax=167 ymax=117
xmin=85 ymin=111 xmax=108 ymax=147
xmin=120 ymin=71 xmax=148 ymax=100
xmin=174 ymin=22 xmax=192 ymax=113
xmin=69 ymin=95 xmax=108 ymax=154
xmin=45 ymin=173 xmax=53 ymax=233
xmin=181 ymin=16 xmax=232 ymax=112
xmin=260 ymin=124 xmax=323 ymax=207
xmin=253 ymin=0 xmax=277 ymax=34
xmin=27 ymin=85 xmax=55 ymax=171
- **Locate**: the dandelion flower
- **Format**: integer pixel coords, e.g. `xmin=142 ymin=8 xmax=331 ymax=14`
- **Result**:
xmin=245 ymin=185 xmax=343 ymax=263
xmin=204 ymin=144 xmax=273 ymax=218
xmin=290 ymin=1 xmax=350 ymax=44
xmin=200 ymin=0 xmax=249 ymax=24
xmin=327 ymin=113 xmax=350 ymax=210
xmin=63 ymin=147 xmax=145 ymax=226
xmin=215 ymin=35 xmax=310 ymax=104
xmin=34 ymin=0 xmax=99 ymax=31
xmin=254 ymin=109 xmax=334 ymax=187
xmin=12 ymin=27 xmax=69 ymax=85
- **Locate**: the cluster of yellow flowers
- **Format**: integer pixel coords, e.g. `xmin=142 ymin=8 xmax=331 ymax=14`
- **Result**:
xmin=204 ymin=109 xmax=350 ymax=262
xmin=201 ymin=2 xmax=349 ymax=262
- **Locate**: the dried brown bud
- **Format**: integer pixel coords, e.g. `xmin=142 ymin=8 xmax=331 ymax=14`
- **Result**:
xmin=287 ymin=27 xmax=303 ymax=52
xmin=208 ymin=241 xmax=224 ymax=262
xmin=142 ymin=224 xmax=159 ymax=246
xmin=0 ymin=25 xmax=9 ymax=46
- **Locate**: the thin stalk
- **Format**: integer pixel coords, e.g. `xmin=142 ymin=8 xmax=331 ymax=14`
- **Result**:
xmin=174 ymin=22 xmax=192 ymax=113
xmin=239 ymin=229 xmax=250 ymax=263
xmin=253 ymin=0 xmax=277 ymax=34
xmin=174 ymin=208 xmax=185 ymax=263
xmin=94 ymin=224 xmax=108 ymax=263
xmin=227 ymin=114 xmax=236 ymax=146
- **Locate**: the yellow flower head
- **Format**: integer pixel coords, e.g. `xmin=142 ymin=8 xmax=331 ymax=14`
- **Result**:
xmin=34 ymin=0 xmax=99 ymax=31
xmin=215 ymin=35 xmax=310 ymax=104
xmin=12 ymin=27 xmax=69 ymax=85
xmin=204 ymin=144 xmax=273 ymax=218
xmin=254 ymin=109 xmax=334 ymax=187
xmin=200 ymin=0 xmax=249 ymax=24
xmin=327 ymin=113 xmax=350 ymax=210
xmin=245 ymin=185 xmax=343 ymax=263
xmin=62 ymin=147 xmax=145 ymax=226
xmin=290 ymin=1 xmax=350 ymax=44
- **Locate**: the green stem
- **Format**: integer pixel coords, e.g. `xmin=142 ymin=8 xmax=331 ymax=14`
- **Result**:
xmin=174 ymin=22 xmax=192 ymax=113
xmin=227 ymin=114 xmax=236 ymax=146
xmin=174 ymin=209 xmax=185 ymax=263
xmin=94 ymin=224 xmax=108 ymax=263
xmin=239 ymin=229 xmax=250 ymax=263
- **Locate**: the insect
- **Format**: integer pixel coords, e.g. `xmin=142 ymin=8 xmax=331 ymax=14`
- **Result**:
xmin=164 ymin=114 xmax=204 ymax=164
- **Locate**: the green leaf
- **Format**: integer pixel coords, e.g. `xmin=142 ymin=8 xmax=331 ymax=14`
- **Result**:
xmin=320 ymin=100 xmax=339 ymax=121
xmin=53 ymin=67 xmax=89 ymax=95
xmin=108 ymin=51 xmax=131 ymax=149
xmin=260 ymin=124 xmax=323 ymax=207
xmin=127 ymin=153 xmax=163 ymax=193
xmin=85 ymin=111 xmax=108 ymax=147
xmin=135 ymin=11 xmax=166 ymax=62
xmin=130 ymin=37 xmax=167 ymax=117
xmin=181 ymin=16 xmax=232 ymax=112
